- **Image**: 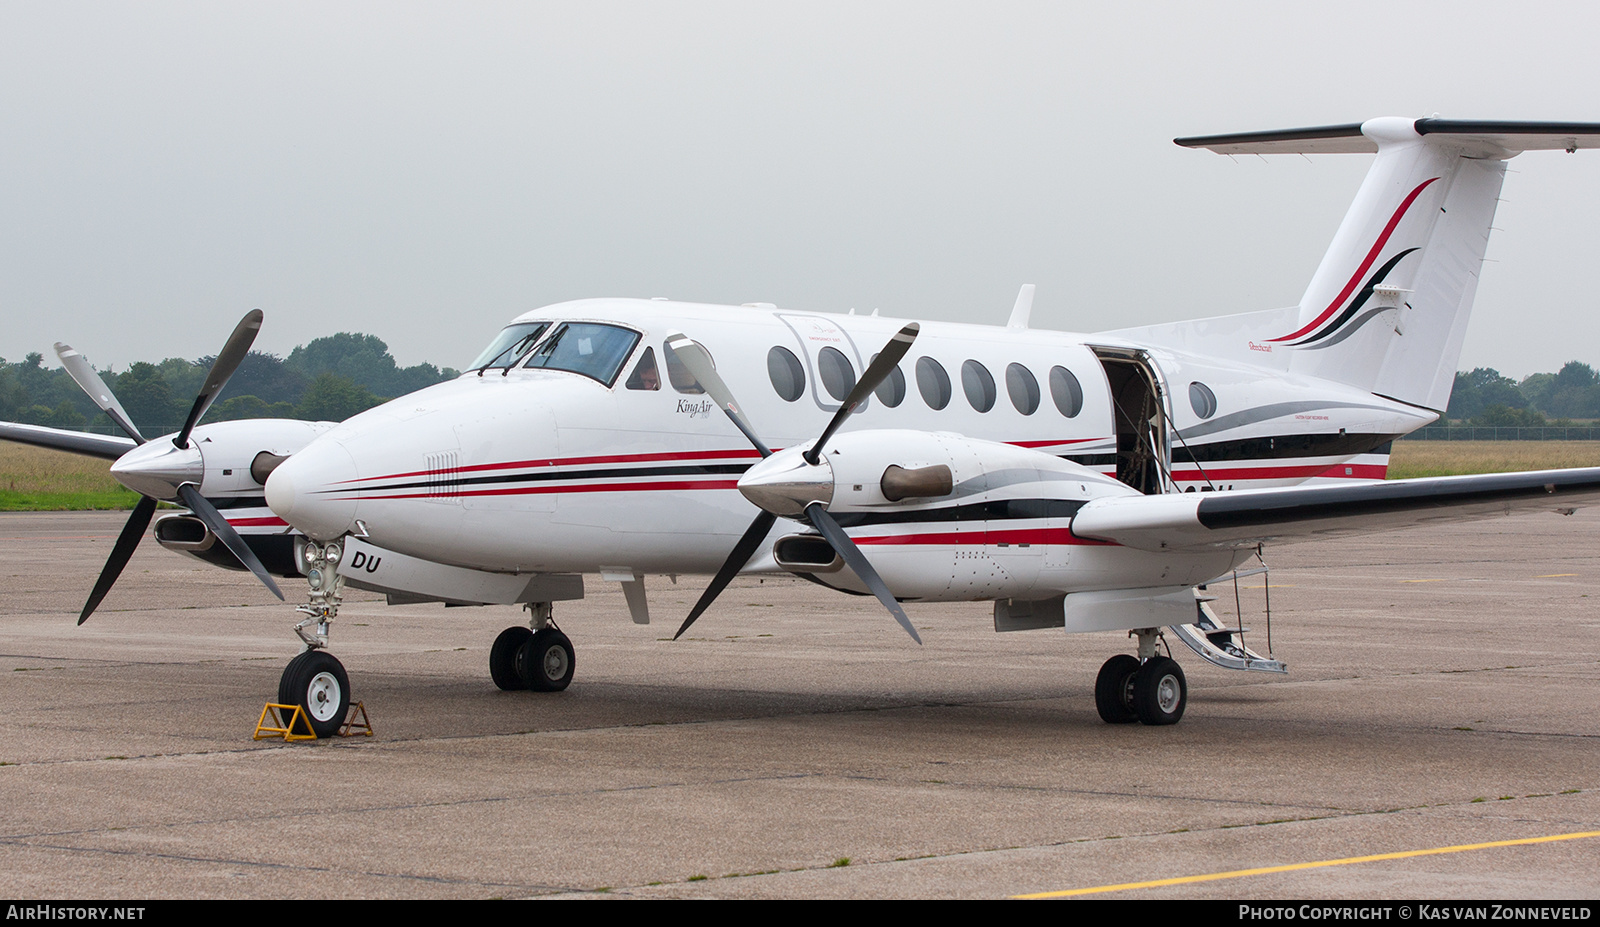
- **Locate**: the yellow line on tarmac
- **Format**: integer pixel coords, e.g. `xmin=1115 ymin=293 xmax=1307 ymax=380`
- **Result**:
xmin=1013 ymin=830 xmax=1600 ymax=899
xmin=1537 ymin=573 xmax=1578 ymax=578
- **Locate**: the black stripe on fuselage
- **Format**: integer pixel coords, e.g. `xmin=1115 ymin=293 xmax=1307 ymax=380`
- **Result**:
xmin=1175 ymin=434 xmax=1396 ymax=465
xmin=328 ymin=432 xmax=1399 ymax=498
xmin=319 ymin=463 xmax=752 ymax=495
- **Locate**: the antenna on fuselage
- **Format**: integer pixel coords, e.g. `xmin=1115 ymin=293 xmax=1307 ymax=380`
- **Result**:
xmin=1007 ymin=284 xmax=1036 ymax=330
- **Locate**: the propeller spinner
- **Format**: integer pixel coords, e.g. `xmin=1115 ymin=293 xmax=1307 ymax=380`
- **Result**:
xmin=60 ymin=310 xmax=285 ymax=623
xmin=666 ymin=323 xmax=923 ymax=644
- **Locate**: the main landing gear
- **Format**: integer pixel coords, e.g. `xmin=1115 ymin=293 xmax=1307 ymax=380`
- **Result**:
xmin=1095 ymin=628 xmax=1187 ymax=726
xmin=489 ymin=602 xmax=575 ymax=692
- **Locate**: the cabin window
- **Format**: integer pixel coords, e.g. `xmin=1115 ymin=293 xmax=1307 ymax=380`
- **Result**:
xmin=470 ymin=322 xmax=550 ymax=371
xmin=873 ymin=353 xmax=906 ymax=408
xmin=916 ymin=357 xmax=951 ymax=410
xmin=522 ymin=323 xmax=640 ymax=387
xmin=817 ymin=347 xmax=856 ymax=402
xmin=1189 ymin=381 xmax=1217 ymax=419
xmin=767 ymin=346 xmax=805 ymax=402
xmin=663 ymin=338 xmax=711 ymax=394
xmin=1006 ymin=363 xmax=1040 ymax=415
xmin=1049 ymin=366 xmax=1083 ymax=417
xmin=625 ymin=347 xmax=661 ymax=390
xmin=962 ymin=360 xmax=996 ymax=412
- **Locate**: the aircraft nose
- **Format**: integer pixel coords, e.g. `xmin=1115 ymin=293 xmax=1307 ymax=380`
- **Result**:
xmin=265 ymin=439 xmax=360 ymax=541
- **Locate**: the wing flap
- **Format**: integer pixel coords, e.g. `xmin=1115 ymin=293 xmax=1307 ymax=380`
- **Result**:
xmin=1071 ymin=467 xmax=1600 ymax=551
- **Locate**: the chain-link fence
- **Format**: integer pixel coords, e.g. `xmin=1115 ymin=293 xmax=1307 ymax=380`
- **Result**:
xmin=1405 ymin=425 xmax=1600 ymax=440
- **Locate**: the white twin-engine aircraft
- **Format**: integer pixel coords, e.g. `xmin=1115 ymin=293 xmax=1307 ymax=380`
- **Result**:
xmin=13 ymin=116 xmax=1600 ymax=736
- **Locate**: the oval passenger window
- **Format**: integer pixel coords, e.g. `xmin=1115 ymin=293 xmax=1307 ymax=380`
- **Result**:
xmin=916 ymin=357 xmax=951 ymax=410
xmin=962 ymin=360 xmax=996 ymax=413
xmin=767 ymin=346 xmax=805 ymax=402
xmin=1189 ymin=381 xmax=1218 ymax=419
xmin=1049 ymin=366 xmax=1083 ymax=418
xmin=872 ymin=353 xmax=906 ymax=408
xmin=817 ymin=347 xmax=856 ymax=402
xmin=1006 ymin=363 xmax=1040 ymax=415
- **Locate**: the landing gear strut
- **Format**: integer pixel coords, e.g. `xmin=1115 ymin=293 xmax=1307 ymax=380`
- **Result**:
xmin=278 ymin=538 xmax=352 ymax=738
xmin=1094 ymin=628 xmax=1187 ymax=726
xmin=490 ymin=602 xmax=576 ymax=692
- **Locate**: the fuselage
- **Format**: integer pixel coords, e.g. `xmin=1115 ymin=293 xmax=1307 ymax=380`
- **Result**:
xmin=262 ymin=297 xmax=1433 ymax=599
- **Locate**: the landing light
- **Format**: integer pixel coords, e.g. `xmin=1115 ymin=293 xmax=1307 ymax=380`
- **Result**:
xmin=325 ymin=543 xmax=342 ymax=564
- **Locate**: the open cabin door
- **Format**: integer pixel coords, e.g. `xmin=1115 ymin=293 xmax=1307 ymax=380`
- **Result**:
xmin=1089 ymin=346 xmax=1171 ymax=495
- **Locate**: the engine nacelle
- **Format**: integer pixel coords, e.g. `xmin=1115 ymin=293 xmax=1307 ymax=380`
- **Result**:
xmin=742 ymin=430 xmax=1242 ymax=602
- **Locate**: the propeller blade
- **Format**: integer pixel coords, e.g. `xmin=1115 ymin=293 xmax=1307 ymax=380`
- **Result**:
xmin=175 ymin=309 xmax=264 ymax=449
xmin=664 ymin=331 xmax=771 ymax=458
xmin=805 ymin=502 xmax=921 ymax=644
xmin=55 ymin=342 xmax=145 ymax=444
xmin=177 ymin=483 xmax=285 ymax=601
xmin=805 ymin=322 xmax=918 ymax=464
xmin=674 ymin=510 xmax=777 ymax=640
xmin=79 ymin=495 xmax=158 ymax=624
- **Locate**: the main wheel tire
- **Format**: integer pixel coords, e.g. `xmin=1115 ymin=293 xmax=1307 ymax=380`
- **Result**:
xmin=517 ymin=628 xmax=575 ymax=692
xmin=1132 ymin=656 xmax=1186 ymax=726
xmin=1094 ymin=654 xmax=1140 ymax=724
xmin=490 ymin=626 xmax=533 ymax=691
xmin=278 ymin=650 xmax=351 ymax=738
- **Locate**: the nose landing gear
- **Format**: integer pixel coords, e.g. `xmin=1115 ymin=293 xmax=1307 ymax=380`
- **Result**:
xmin=277 ymin=538 xmax=353 ymax=738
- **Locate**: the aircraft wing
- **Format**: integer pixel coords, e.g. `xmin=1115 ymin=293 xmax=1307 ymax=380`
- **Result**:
xmin=0 ymin=421 xmax=137 ymax=460
xmin=1070 ymin=467 xmax=1600 ymax=552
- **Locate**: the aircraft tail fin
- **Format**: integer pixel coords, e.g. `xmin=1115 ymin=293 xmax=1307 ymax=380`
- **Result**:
xmin=1156 ymin=118 xmax=1600 ymax=412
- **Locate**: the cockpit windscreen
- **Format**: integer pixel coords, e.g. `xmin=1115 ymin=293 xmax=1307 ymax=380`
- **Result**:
xmin=471 ymin=322 xmax=551 ymax=371
xmin=522 ymin=323 xmax=641 ymax=387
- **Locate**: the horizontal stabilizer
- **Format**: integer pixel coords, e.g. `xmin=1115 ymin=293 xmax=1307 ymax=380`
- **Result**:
xmin=0 ymin=421 xmax=137 ymax=460
xmin=1071 ymin=467 xmax=1600 ymax=552
xmin=1177 ymin=118 xmax=1600 ymax=155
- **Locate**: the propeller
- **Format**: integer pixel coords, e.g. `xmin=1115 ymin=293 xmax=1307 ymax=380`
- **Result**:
xmin=67 ymin=310 xmax=285 ymax=624
xmin=55 ymin=342 xmax=145 ymax=444
xmin=668 ymin=323 xmax=922 ymax=643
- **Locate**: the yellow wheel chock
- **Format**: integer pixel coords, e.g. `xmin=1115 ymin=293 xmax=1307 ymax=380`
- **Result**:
xmin=253 ymin=702 xmax=373 ymax=740
xmin=254 ymin=703 xmax=318 ymax=741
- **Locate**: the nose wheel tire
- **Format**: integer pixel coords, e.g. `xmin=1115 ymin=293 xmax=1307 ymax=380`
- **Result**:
xmin=1132 ymin=656 xmax=1186 ymax=726
xmin=517 ymin=628 xmax=575 ymax=692
xmin=278 ymin=650 xmax=351 ymax=739
xmin=1094 ymin=654 xmax=1141 ymax=724
xmin=490 ymin=626 xmax=533 ymax=691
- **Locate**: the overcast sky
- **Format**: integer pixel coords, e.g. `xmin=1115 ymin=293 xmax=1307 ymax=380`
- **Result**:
xmin=4 ymin=1 xmax=1599 ymax=379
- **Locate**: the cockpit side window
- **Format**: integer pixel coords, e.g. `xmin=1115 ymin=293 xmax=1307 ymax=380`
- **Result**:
xmin=470 ymin=322 xmax=551 ymax=371
xmin=523 ymin=322 xmax=642 ymax=387
xmin=662 ymin=338 xmax=711 ymax=394
xmin=625 ymin=347 xmax=661 ymax=391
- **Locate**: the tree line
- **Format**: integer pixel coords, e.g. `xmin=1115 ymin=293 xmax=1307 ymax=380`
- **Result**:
xmin=0 ymin=333 xmax=460 ymax=433
xmin=5 ymin=336 xmax=1597 ymax=432
xmin=1447 ymin=362 xmax=1600 ymax=426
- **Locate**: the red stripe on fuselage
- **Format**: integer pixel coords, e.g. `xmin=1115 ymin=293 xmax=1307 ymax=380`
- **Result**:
xmin=338 ymin=479 xmax=742 ymax=502
xmin=335 ymin=447 xmax=765 ymax=485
